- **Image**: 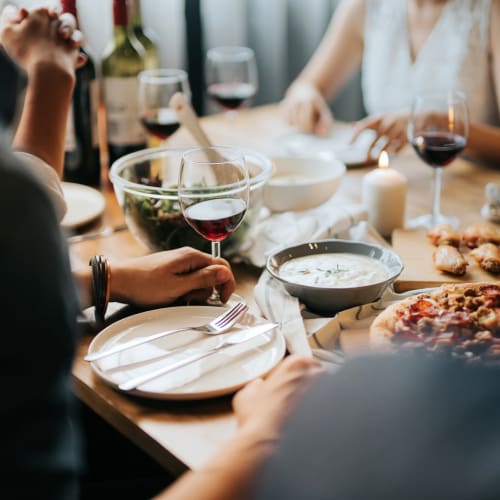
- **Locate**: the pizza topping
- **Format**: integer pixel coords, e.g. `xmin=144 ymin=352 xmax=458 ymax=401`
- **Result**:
xmin=384 ymin=283 xmax=500 ymax=364
xmin=475 ymin=330 xmax=493 ymax=341
xmin=407 ymin=298 xmax=438 ymax=318
xmin=475 ymin=306 xmax=498 ymax=330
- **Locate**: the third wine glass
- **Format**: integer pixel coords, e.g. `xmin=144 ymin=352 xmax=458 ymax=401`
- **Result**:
xmin=205 ymin=46 xmax=258 ymax=119
xmin=407 ymin=90 xmax=469 ymax=229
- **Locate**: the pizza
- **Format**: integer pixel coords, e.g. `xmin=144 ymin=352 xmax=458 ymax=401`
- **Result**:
xmin=370 ymin=282 xmax=500 ymax=362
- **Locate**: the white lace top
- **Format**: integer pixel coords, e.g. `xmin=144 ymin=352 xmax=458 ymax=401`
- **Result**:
xmin=362 ymin=0 xmax=499 ymax=125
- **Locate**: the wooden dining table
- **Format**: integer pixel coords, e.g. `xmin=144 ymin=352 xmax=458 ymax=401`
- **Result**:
xmin=69 ymin=103 xmax=500 ymax=477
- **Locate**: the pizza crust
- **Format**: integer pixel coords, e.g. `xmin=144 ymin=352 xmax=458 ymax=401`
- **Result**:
xmin=369 ymin=282 xmax=500 ymax=352
xmin=369 ymin=297 xmax=412 ymax=351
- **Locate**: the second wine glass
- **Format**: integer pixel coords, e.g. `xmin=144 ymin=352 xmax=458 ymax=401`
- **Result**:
xmin=205 ymin=46 xmax=258 ymax=118
xmin=178 ymin=146 xmax=249 ymax=306
xmin=407 ymin=90 xmax=469 ymax=229
xmin=138 ymin=68 xmax=191 ymax=144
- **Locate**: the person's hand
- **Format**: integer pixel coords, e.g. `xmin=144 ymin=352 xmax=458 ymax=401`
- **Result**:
xmin=281 ymin=81 xmax=334 ymax=136
xmin=109 ymin=247 xmax=236 ymax=307
xmin=0 ymin=6 xmax=85 ymax=77
xmin=233 ymin=355 xmax=326 ymax=442
xmin=351 ymin=111 xmax=409 ymax=157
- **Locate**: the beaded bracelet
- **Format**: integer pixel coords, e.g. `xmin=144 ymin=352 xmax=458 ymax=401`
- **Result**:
xmin=89 ymin=255 xmax=111 ymax=324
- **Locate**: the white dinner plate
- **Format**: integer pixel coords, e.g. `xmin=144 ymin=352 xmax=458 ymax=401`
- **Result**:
xmin=61 ymin=182 xmax=106 ymax=228
xmin=282 ymin=129 xmax=382 ymax=168
xmin=88 ymin=305 xmax=286 ymax=400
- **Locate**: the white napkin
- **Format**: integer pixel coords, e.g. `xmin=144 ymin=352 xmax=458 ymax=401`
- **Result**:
xmin=237 ymin=198 xmax=368 ymax=268
xmin=253 ymin=221 xmax=390 ymax=364
xmin=254 ymin=269 xmax=345 ymax=363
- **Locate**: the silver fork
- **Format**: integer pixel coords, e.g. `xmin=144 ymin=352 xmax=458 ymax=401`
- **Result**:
xmin=85 ymin=301 xmax=248 ymax=362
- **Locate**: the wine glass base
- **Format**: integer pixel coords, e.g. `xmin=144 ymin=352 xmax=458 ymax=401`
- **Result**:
xmin=406 ymin=213 xmax=460 ymax=230
xmin=225 ymin=292 xmax=246 ymax=307
xmin=225 ymin=110 xmax=238 ymax=121
xmin=206 ymin=292 xmax=246 ymax=308
xmin=206 ymin=295 xmax=224 ymax=307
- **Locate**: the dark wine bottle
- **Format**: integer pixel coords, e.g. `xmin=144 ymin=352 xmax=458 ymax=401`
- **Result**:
xmin=61 ymin=0 xmax=101 ymax=186
xmin=102 ymin=0 xmax=147 ymax=168
xmin=0 ymin=50 xmax=26 ymax=130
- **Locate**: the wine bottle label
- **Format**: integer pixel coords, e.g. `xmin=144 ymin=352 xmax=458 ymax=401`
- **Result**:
xmin=64 ymin=103 xmax=77 ymax=152
xmin=104 ymin=77 xmax=145 ymax=146
xmin=90 ymin=79 xmax=100 ymax=148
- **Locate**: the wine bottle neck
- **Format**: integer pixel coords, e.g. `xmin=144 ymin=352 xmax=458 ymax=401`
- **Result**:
xmin=112 ymin=25 xmax=129 ymax=45
xmin=60 ymin=0 xmax=78 ymax=23
xmin=129 ymin=0 xmax=143 ymax=28
xmin=113 ymin=0 xmax=129 ymax=27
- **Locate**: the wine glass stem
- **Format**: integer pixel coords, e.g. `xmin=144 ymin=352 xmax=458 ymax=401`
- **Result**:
xmin=211 ymin=240 xmax=221 ymax=259
xmin=208 ymin=241 xmax=222 ymax=305
xmin=432 ymin=167 xmax=443 ymax=227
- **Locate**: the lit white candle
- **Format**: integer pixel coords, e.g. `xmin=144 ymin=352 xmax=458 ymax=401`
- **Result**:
xmin=362 ymin=151 xmax=407 ymax=237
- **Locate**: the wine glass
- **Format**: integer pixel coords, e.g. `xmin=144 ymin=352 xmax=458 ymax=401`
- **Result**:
xmin=138 ymin=68 xmax=191 ymax=144
xmin=407 ymin=90 xmax=469 ymax=229
xmin=205 ymin=46 xmax=258 ymax=119
xmin=178 ymin=146 xmax=250 ymax=306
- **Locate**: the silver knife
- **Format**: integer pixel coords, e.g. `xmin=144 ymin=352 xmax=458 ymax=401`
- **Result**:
xmin=67 ymin=224 xmax=127 ymax=244
xmin=117 ymin=322 xmax=279 ymax=392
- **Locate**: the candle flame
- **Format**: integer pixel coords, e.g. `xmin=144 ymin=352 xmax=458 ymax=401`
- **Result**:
xmin=378 ymin=150 xmax=389 ymax=169
xmin=448 ymin=104 xmax=455 ymax=132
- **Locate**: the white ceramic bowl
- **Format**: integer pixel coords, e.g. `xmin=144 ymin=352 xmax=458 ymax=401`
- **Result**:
xmin=263 ymin=156 xmax=346 ymax=212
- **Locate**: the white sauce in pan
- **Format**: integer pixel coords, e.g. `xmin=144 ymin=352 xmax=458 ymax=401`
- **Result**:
xmin=279 ymin=253 xmax=388 ymax=287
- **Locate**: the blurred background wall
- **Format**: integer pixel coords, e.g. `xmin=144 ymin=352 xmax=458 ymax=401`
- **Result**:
xmin=2 ymin=0 xmax=365 ymax=120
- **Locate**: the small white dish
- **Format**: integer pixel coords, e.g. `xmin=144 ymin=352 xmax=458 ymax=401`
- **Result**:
xmin=87 ymin=305 xmax=286 ymax=400
xmin=61 ymin=182 xmax=106 ymax=228
xmin=263 ymin=156 xmax=346 ymax=212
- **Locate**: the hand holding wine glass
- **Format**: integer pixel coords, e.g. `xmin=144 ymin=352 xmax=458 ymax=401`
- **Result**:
xmin=178 ymin=146 xmax=249 ymax=306
xmin=138 ymin=68 xmax=191 ymax=143
xmin=205 ymin=46 xmax=258 ymax=118
xmin=407 ymin=90 xmax=469 ymax=229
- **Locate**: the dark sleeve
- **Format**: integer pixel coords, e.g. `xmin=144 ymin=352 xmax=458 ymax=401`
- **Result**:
xmin=0 ymin=149 xmax=82 ymax=499
xmin=252 ymin=355 xmax=500 ymax=500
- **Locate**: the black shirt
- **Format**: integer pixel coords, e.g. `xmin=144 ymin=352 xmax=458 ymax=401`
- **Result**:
xmin=0 ymin=143 xmax=82 ymax=499
xmin=253 ymin=355 xmax=500 ymax=500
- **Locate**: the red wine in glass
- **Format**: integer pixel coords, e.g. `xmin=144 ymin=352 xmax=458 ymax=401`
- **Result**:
xmin=184 ymin=198 xmax=247 ymax=241
xmin=207 ymin=82 xmax=256 ymax=111
xmin=179 ymin=145 xmax=249 ymax=305
xmin=205 ymin=47 xmax=258 ymax=119
xmin=140 ymin=108 xmax=180 ymax=140
xmin=411 ymin=131 xmax=466 ymax=167
xmin=406 ymin=90 xmax=469 ymax=230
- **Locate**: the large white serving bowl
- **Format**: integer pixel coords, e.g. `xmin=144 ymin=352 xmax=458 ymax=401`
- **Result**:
xmin=263 ymin=156 xmax=346 ymax=212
